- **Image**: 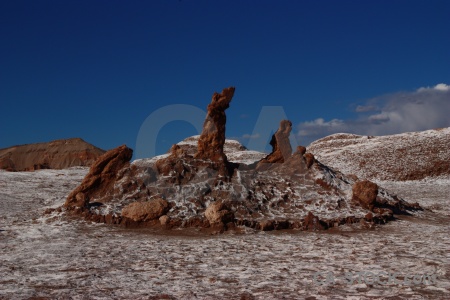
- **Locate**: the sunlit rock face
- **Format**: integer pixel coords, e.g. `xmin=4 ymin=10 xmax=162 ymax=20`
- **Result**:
xmin=64 ymin=145 xmax=133 ymax=208
xmin=195 ymin=87 xmax=235 ymax=163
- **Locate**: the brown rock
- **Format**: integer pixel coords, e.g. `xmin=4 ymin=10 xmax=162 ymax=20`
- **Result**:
xmin=257 ymin=120 xmax=293 ymax=166
xmin=168 ymin=144 xmax=188 ymax=158
xmin=304 ymin=153 xmax=315 ymax=168
xmin=0 ymin=138 xmax=105 ymax=172
xmin=121 ymin=198 xmax=170 ymax=222
xmin=259 ymin=219 xmax=274 ymax=231
xmin=184 ymin=216 xmax=210 ymax=228
xmin=195 ymin=87 xmax=235 ymax=162
xmin=240 ymin=292 xmax=256 ymax=300
xmin=352 ymin=180 xmax=378 ymax=210
xmin=159 ymin=215 xmax=170 ymax=225
xmin=74 ymin=192 xmax=89 ymax=208
xmin=64 ymin=145 xmax=133 ymax=207
xmin=296 ymin=146 xmax=306 ymax=155
xmin=155 ymin=145 xmax=195 ymax=185
xmin=304 ymin=212 xmax=326 ymax=230
xmin=373 ymin=207 xmax=393 ymax=217
xmin=205 ymin=200 xmax=234 ymax=224
xmin=271 ymin=151 xmax=309 ymax=176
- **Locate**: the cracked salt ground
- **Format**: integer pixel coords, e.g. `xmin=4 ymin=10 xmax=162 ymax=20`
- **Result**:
xmin=1 ymin=169 xmax=449 ymax=299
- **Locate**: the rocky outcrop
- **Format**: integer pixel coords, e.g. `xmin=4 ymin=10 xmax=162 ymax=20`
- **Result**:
xmin=304 ymin=212 xmax=326 ymax=230
xmin=154 ymin=87 xmax=237 ymax=180
xmin=154 ymin=144 xmax=196 ymax=185
xmin=121 ymin=198 xmax=169 ymax=222
xmin=256 ymin=121 xmax=316 ymax=173
xmin=352 ymin=180 xmax=379 ymax=210
xmin=176 ymin=136 xmax=266 ymax=165
xmin=304 ymin=153 xmax=315 ymax=168
xmin=258 ymin=120 xmax=292 ymax=165
xmin=62 ymin=87 xmax=422 ymax=233
xmin=205 ymin=200 xmax=234 ymax=225
xmin=296 ymin=146 xmax=306 ymax=155
xmin=195 ymin=87 xmax=235 ymax=162
xmin=0 ymin=138 xmax=105 ymax=172
xmin=64 ymin=145 xmax=133 ymax=208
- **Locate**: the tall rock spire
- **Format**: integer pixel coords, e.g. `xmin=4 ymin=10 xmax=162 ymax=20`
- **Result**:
xmin=195 ymin=87 xmax=235 ymax=162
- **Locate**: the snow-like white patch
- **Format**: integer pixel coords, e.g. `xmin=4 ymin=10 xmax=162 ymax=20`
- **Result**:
xmin=308 ymin=127 xmax=450 ymax=181
xmin=132 ymin=154 xmax=170 ymax=167
xmin=176 ymin=135 xmax=200 ymax=147
xmin=132 ymin=136 xmax=266 ymax=167
xmin=227 ymin=150 xmax=267 ymax=165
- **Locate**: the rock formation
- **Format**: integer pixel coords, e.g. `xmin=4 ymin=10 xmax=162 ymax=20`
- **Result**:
xmin=155 ymin=144 xmax=195 ymax=185
xmin=175 ymin=135 xmax=265 ymax=165
xmin=154 ymin=87 xmax=237 ymax=179
xmin=256 ymin=120 xmax=316 ymax=173
xmin=304 ymin=153 xmax=315 ymax=168
xmin=352 ymin=180 xmax=379 ymax=210
xmin=121 ymin=198 xmax=169 ymax=222
xmin=64 ymin=145 xmax=133 ymax=208
xmin=62 ymin=87 xmax=422 ymax=233
xmin=0 ymin=138 xmax=105 ymax=172
xmin=205 ymin=200 xmax=234 ymax=225
xmin=195 ymin=87 xmax=235 ymax=162
xmin=258 ymin=120 xmax=293 ymax=165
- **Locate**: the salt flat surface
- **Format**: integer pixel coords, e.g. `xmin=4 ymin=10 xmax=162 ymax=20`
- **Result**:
xmin=0 ymin=169 xmax=449 ymax=299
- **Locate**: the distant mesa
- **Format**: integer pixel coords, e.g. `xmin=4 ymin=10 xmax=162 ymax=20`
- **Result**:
xmin=62 ymin=87 xmax=422 ymax=233
xmin=0 ymin=138 xmax=105 ymax=172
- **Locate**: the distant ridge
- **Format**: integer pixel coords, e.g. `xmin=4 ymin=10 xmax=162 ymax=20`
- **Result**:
xmin=307 ymin=127 xmax=450 ymax=181
xmin=0 ymin=138 xmax=106 ymax=171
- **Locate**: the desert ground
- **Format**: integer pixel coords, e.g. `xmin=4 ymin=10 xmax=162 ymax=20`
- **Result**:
xmin=0 ymin=168 xmax=449 ymax=299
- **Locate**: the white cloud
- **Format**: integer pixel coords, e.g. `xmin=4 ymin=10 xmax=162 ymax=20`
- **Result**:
xmin=417 ymin=83 xmax=450 ymax=92
xmin=355 ymin=105 xmax=378 ymax=112
xmin=297 ymin=118 xmax=347 ymax=137
xmin=368 ymin=112 xmax=391 ymax=124
xmin=297 ymin=83 xmax=450 ymax=145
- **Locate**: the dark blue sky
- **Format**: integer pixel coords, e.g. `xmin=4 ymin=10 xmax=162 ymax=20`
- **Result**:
xmin=1 ymin=0 xmax=449 ymax=157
